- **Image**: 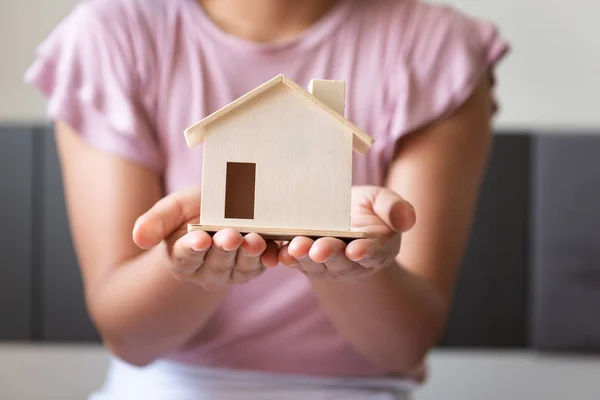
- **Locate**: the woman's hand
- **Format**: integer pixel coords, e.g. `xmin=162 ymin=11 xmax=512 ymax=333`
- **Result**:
xmin=278 ymin=186 xmax=416 ymax=280
xmin=132 ymin=186 xmax=280 ymax=291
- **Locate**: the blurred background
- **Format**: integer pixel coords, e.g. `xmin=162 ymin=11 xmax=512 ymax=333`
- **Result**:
xmin=1 ymin=0 xmax=599 ymax=399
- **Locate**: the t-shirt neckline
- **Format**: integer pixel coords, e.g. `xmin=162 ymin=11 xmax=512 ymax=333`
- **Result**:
xmin=185 ymin=0 xmax=353 ymax=55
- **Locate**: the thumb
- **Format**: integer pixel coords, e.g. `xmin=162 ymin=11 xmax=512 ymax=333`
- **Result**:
xmin=372 ymin=188 xmax=416 ymax=233
xmin=132 ymin=186 xmax=201 ymax=249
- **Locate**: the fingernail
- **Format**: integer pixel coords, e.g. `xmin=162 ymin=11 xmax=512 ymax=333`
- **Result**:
xmin=188 ymin=238 xmax=208 ymax=252
xmin=216 ymin=239 xmax=236 ymax=252
xmin=241 ymin=247 xmax=259 ymax=257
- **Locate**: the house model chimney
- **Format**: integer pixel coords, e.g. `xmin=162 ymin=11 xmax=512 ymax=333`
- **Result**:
xmin=308 ymin=79 xmax=346 ymax=117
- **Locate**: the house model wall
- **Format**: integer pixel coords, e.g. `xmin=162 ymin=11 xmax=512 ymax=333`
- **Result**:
xmin=184 ymin=74 xmax=374 ymax=240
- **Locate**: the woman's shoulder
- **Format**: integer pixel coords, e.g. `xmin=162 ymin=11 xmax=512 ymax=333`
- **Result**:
xmin=348 ymin=0 xmax=509 ymax=97
xmin=27 ymin=0 xmax=192 ymax=92
xmin=351 ymin=0 xmax=509 ymax=159
xmin=355 ymin=0 xmax=506 ymax=59
xmin=23 ymin=0 xmax=186 ymax=175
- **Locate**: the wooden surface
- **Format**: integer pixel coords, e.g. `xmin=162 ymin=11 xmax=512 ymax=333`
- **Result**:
xmin=184 ymin=74 xmax=374 ymax=154
xmin=200 ymin=83 xmax=353 ymax=233
xmin=188 ymin=224 xmax=372 ymax=241
xmin=308 ymin=79 xmax=346 ymax=116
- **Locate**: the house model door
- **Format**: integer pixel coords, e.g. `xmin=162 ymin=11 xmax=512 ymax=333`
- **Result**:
xmin=224 ymin=162 xmax=256 ymax=220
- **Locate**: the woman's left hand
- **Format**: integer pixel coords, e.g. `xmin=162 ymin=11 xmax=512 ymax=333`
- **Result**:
xmin=278 ymin=186 xmax=416 ymax=280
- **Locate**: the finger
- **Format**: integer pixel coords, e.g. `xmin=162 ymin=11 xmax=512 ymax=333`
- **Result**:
xmin=133 ymin=186 xmax=201 ymax=249
xmin=345 ymin=238 xmax=379 ymax=262
xmin=278 ymin=244 xmax=299 ymax=268
xmin=287 ymin=237 xmax=328 ymax=277
xmin=261 ymin=240 xmax=281 ymax=268
xmin=307 ymin=237 xmax=346 ymax=264
xmin=372 ymin=188 xmax=416 ymax=233
xmin=193 ymin=229 xmax=243 ymax=290
xmin=309 ymin=237 xmax=363 ymax=278
xmin=231 ymin=233 xmax=268 ymax=284
xmin=169 ymin=230 xmax=212 ymax=277
xmin=345 ymin=237 xmax=399 ymax=269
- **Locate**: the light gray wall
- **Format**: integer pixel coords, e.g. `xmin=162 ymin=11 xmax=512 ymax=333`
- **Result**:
xmin=429 ymin=0 xmax=600 ymax=131
xmin=0 ymin=0 xmax=80 ymax=122
xmin=2 ymin=0 xmax=599 ymax=130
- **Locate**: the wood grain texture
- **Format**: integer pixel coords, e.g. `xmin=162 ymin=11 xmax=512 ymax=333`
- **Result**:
xmin=200 ymin=84 xmax=354 ymax=232
xmin=188 ymin=224 xmax=371 ymax=241
xmin=308 ymin=79 xmax=346 ymax=116
xmin=184 ymin=74 xmax=374 ymax=154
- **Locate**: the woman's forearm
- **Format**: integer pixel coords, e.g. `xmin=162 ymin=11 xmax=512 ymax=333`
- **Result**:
xmin=87 ymin=242 xmax=226 ymax=366
xmin=309 ymin=264 xmax=448 ymax=374
xmin=316 ymin=76 xmax=493 ymax=374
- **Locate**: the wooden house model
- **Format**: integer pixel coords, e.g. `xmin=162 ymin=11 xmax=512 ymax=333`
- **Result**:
xmin=184 ymin=74 xmax=375 ymax=240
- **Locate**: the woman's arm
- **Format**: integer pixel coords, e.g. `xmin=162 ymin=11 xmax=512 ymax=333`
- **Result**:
xmin=308 ymin=76 xmax=494 ymax=374
xmin=54 ymin=121 xmax=226 ymax=366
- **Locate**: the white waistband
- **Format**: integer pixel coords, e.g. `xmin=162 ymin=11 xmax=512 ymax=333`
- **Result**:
xmin=90 ymin=357 xmax=416 ymax=400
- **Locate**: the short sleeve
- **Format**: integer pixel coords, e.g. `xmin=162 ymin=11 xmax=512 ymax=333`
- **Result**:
xmin=381 ymin=3 xmax=510 ymax=166
xmin=24 ymin=1 xmax=164 ymax=175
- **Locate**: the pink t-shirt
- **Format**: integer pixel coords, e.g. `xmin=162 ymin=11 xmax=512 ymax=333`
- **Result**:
xmin=26 ymin=0 xmax=508 ymax=379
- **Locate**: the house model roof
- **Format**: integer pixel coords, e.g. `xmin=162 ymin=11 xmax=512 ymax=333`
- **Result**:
xmin=183 ymin=74 xmax=375 ymax=155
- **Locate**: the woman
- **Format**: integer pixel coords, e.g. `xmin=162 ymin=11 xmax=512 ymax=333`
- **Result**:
xmin=25 ymin=0 xmax=509 ymax=398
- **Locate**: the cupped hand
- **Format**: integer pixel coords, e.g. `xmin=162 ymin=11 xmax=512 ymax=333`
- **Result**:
xmin=132 ymin=186 xmax=279 ymax=291
xmin=278 ymin=186 xmax=416 ymax=280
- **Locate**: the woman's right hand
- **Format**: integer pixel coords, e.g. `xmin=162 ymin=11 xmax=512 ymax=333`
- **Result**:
xmin=132 ymin=186 xmax=279 ymax=291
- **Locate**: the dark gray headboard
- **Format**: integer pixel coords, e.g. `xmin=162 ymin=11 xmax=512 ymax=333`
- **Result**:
xmin=1 ymin=125 xmax=599 ymax=352
xmin=439 ymin=133 xmax=531 ymax=348
xmin=1 ymin=125 xmax=98 ymax=342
